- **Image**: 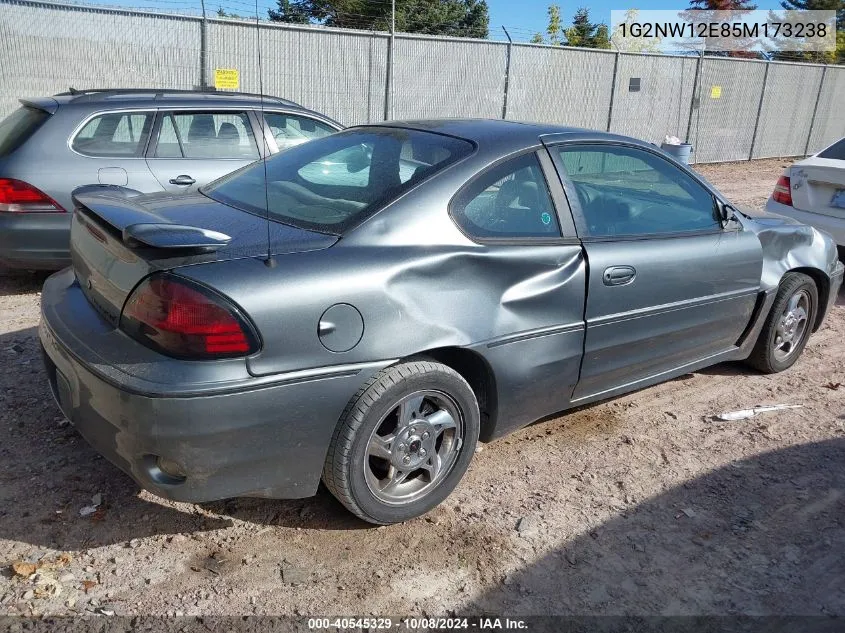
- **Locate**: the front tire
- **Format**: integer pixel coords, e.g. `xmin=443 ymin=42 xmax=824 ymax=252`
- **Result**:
xmin=322 ymin=360 xmax=480 ymax=525
xmin=746 ymin=272 xmax=817 ymax=373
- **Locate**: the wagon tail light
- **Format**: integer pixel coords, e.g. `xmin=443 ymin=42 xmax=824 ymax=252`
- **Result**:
xmin=772 ymin=175 xmax=793 ymax=207
xmin=120 ymin=274 xmax=259 ymax=359
xmin=0 ymin=178 xmax=65 ymax=212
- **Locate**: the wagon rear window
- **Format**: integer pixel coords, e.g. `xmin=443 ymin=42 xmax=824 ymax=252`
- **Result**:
xmin=203 ymin=127 xmax=473 ymax=234
xmin=72 ymin=112 xmax=153 ymax=157
xmin=0 ymin=106 xmax=50 ymax=157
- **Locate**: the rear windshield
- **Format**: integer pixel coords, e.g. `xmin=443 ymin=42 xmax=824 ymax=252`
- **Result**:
xmin=818 ymin=138 xmax=845 ymax=161
xmin=203 ymin=127 xmax=474 ymax=234
xmin=0 ymin=106 xmax=50 ymax=157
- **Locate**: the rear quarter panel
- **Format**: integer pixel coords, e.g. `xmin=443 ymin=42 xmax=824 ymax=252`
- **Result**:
xmin=178 ymin=168 xmax=589 ymax=436
xmin=8 ymin=105 xmax=163 ymax=212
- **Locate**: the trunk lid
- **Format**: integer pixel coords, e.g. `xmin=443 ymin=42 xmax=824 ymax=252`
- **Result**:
xmin=789 ymin=157 xmax=845 ymax=218
xmin=71 ymin=190 xmax=337 ymax=327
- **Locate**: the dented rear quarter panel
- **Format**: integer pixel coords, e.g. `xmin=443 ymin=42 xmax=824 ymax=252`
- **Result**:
xmin=179 ymin=144 xmax=589 ymax=438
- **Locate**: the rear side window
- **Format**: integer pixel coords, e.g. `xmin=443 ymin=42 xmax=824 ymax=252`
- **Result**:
xmin=72 ymin=112 xmax=153 ymax=157
xmin=450 ymin=153 xmax=561 ymax=239
xmin=818 ymin=138 xmax=845 ymax=161
xmin=0 ymin=106 xmax=50 ymax=157
xmin=154 ymin=111 xmax=259 ymax=160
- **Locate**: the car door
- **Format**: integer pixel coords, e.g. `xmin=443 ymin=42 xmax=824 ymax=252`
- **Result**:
xmin=546 ymin=141 xmax=763 ymax=403
xmin=145 ymin=109 xmax=261 ymax=193
xmin=448 ymin=150 xmax=587 ymax=436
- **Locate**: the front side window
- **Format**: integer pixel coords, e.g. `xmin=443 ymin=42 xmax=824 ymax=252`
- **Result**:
xmin=154 ymin=111 xmax=259 ymax=160
xmin=450 ymin=153 xmax=561 ymax=239
xmin=554 ymin=144 xmax=719 ymax=237
xmin=203 ymin=127 xmax=473 ymax=234
xmin=264 ymin=113 xmax=336 ymax=151
xmin=72 ymin=112 xmax=153 ymax=157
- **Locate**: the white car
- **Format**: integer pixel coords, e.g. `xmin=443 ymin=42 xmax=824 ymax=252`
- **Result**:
xmin=766 ymin=137 xmax=845 ymax=251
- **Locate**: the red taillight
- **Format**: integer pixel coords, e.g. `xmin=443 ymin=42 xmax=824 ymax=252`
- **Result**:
xmin=772 ymin=175 xmax=793 ymax=206
xmin=0 ymin=178 xmax=64 ymax=213
xmin=120 ymin=275 xmax=258 ymax=359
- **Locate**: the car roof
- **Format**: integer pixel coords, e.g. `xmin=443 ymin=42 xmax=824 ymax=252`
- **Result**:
xmin=50 ymin=88 xmax=298 ymax=107
xmin=18 ymin=89 xmax=342 ymax=127
xmin=358 ymin=118 xmax=652 ymax=153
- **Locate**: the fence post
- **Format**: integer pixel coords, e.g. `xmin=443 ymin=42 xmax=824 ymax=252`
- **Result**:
xmin=685 ymin=50 xmax=704 ymax=145
xmin=748 ymin=61 xmax=770 ymax=161
xmin=804 ymin=65 xmax=827 ymax=157
xmin=501 ymin=26 xmax=513 ymax=119
xmin=606 ymin=51 xmax=620 ymax=132
xmin=199 ymin=0 xmax=208 ymax=89
xmin=383 ymin=0 xmax=395 ymax=120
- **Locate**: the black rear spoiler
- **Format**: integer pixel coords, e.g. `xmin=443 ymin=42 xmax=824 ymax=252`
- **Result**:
xmin=72 ymin=187 xmax=232 ymax=251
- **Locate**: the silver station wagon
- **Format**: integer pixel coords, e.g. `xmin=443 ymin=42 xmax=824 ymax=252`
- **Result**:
xmin=0 ymin=89 xmax=340 ymax=269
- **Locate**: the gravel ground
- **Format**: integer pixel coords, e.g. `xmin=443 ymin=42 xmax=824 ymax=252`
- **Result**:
xmin=1 ymin=158 xmax=844 ymax=617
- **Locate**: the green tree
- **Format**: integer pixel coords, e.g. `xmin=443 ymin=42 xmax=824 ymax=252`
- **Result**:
xmin=610 ymin=8 xmax=662 ymax=52
xmin=592 ymin=23 xmax=611 ymax=48
xmin=216 ymin=6 xmax=243 ymax=18
xmin=546 ymin=4 xmax=562 ymax=44
xmin=530 ymin=32 xmax=544 ymax=43
xmin=779 ymin=0 xmax=843 ymax=29
xmin=268 ymin=0 xmax=490 ymax=38
xmin=267 ymin=0 xmax=310 ymax=23
xmin=562 ymin=7 xmax=610 ymax=48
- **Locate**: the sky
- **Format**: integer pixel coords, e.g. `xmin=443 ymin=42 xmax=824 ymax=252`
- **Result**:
xmin=485 ymin=0 xmax=785 ymax=41
xmin=79 ymin=0 xmax=791 ymax=43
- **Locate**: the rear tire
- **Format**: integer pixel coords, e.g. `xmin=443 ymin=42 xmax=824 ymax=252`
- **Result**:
xmin=322 ymin=360 xmax=479 ymax=525
xmin=746 ymin=272 xmax=817 ymax=374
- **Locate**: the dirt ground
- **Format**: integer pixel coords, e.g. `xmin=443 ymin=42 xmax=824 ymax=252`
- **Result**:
xmin=2 ymin=158 xmax=844 ymax=618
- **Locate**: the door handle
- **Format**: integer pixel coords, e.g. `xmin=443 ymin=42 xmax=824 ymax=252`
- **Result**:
xmin=169 ymin=175 xmax=196 ymax=186
xmin=603 ymin=265 xmax=636 ymax=286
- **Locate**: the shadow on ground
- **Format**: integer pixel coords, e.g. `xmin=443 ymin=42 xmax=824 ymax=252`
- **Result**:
xmin=0 ymin=270 xmax=50 ymax=297
xmin=0 ymin=324 xmax=364 ymax=550
xmin=0 ymin=326 xmax=233 ymax=549
xmin=465 ymin=437 xmax=845 ymax=616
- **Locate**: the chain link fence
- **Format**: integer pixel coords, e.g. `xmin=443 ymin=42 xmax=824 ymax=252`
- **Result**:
xmin=2 ymin=0 xmax=844 ymax=163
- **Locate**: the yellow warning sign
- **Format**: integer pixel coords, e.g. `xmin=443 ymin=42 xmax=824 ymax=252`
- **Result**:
xmin=710 ymin=85 xmax=722 ymax=99
xmin=214 ymin=68 xmax=240 ymax=90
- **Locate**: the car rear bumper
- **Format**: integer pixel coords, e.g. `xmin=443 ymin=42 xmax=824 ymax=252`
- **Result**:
xmin=0 ymin=212 xmax=71 ymax=269
xmin=765 ymin=198 xmax=845 ymax=246
xmin=39 ymin=269 xmax=391 ymax=502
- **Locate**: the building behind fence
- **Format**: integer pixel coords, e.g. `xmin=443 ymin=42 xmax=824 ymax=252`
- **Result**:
xmin=2 ymin=0 xmax=844 ymax=164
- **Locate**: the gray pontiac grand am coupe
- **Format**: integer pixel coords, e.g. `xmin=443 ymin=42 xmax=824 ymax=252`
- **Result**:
xmin=40 ymin=119 xmax=844 ymax=524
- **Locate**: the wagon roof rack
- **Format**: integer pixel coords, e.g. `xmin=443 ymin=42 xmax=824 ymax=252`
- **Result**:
xmin=53 ymin=88 xmax=299 ymax=107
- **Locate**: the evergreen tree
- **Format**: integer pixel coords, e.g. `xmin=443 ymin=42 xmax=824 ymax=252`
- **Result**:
xmin=779 ymin=0 xmax=843 ymax=29
xmin=268 ymin=0 xmax=490 ymax=38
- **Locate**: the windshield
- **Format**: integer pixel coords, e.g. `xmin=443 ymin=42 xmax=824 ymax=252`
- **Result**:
xmin=203 ymin=127 xmax=473 ymax=234
xmin=0 ymin=106 xmax=51 ymax=157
